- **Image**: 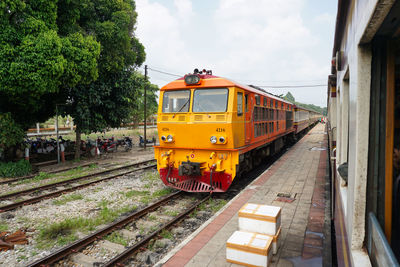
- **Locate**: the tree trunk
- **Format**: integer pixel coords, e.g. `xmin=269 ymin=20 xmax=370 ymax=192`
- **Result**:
xmin=75 ymin=128 xmax=81 ymax=160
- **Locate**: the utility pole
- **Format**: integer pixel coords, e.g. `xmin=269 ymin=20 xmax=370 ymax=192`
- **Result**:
xmin=144 ymin=65 xmax=147 ymax=150
xmin=56 ymin=105 xmax=60 ymax=163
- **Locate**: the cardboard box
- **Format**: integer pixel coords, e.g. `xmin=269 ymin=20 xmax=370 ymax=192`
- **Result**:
xmin=271 ymin=227 xmax=281 ymax=254
xmin=238 ymin=203 xmax=281 ymax=236
xmin=226 ymin=230 xmax=273 ymax=267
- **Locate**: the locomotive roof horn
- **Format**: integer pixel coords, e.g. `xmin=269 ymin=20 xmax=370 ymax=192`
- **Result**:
xmin=193 ymin=68 xmax=212 ymax=75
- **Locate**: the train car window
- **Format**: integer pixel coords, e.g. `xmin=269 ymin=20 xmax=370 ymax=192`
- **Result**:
xmin=245 ymin=94 xmax=248 ymax=112
xmin=263 ymin=97 xmax=267 ymax=107
xmin=237 ymin=92 xmax=243 ymax=116
xmin=193 ymin=88 xmax=228 ymax=112
xmin=281 ymin=103 xmax=284 ymax=109
xmin=277 ymin=121 xmax=279 ymax=131
xmin=265 ymin=123 xmax=268 ymax=134
xmin=255 ymin=95 xmax=260 ymax=105
xmin=275 ymin=101 xmax=278 ymax=108
xmin=254 ymin=107 xmax=257 ymax=121
xmin=270 ymin=100 xmax=273 ymax=108
xmin=162 ymin=90 xmax=190 ymax=113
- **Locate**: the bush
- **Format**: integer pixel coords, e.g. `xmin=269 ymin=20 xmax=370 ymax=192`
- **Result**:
xmin=0 ymin=160 xmax=32 ymax=177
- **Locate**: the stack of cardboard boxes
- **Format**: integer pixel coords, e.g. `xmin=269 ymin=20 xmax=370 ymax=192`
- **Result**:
xmin=226 ymin=203 xmax=282 ymax=267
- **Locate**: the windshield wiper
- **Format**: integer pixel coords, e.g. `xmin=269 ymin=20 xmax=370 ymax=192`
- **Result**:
xmin=172 ymin=99 xmax=190 ymax=118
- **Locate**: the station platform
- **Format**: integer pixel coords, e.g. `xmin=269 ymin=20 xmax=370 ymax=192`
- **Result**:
xmin=156 ymin=123 xmax=331 ymax=267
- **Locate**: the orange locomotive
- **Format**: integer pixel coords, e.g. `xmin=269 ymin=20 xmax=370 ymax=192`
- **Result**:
xmin=154 ymin=69 xmax=319 ymax=192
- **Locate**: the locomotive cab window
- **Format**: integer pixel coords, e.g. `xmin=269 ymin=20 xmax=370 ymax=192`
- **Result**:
xmin=237 ymin=92 xmax=243 ymax=116
xmin=193 ymin=88 xmax=228 ymax=113
xmin=162 ymin=90 xmax=190 ymax=113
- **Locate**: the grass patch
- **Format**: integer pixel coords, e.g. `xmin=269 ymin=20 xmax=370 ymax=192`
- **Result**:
xmin=17 ymin=255 xmax=28 ymax=262
xmin=160 ymin=229 xmax=173 ymax=239
xmin=52 ymin=194 xmax=83 ymax=205
xmin=0 ymin=160 xmax=31 ymax=178
xmin=164 ymin=210 xmax=179 ymax=217
xmin=152 ymin=188 xmax=173 ymax=198
xmin=208 ymin=199 xmax=228 ymax=212
xmin=0 ymin=222 xmax=8 ymax=232
xmin=88 ymin=164 xmax=97 ymax=170
xmin=148 ymin=215 xmax=157 ymax=221
xmin=105 ymin=232 xmax=128 ymax=247
xmin=123 ymin=190 xmax=149 ymax=198
xmin=144 ymin=172 xmax=160 ymax=182
xmin=16 ymin=172 xmax=52 ymax=185
xmin=61 ymin=166 xmax=83 ymax=176
xmin=140 ymin=195 xmax=151 ymax=204
xmin=36 ymin=202 xmax=137 ymax=249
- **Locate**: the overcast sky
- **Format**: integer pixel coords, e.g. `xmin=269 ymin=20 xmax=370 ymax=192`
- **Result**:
xmin=135 ymin=0 xmax=337 ymax=107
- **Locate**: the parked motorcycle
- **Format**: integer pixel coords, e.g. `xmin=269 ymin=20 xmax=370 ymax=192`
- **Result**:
xmin=139 ymin=135 xmax=156 ymax=147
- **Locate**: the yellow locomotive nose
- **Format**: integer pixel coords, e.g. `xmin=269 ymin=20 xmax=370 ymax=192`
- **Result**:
xmin=154 ymin=69 xmax=311 ymax=192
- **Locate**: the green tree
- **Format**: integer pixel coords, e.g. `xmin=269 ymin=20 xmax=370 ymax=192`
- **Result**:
xmin=284 ymin=92 xmax=295 ymax=102
xmin=130 ymin=80 xmax=159 ymax=127
xmin=0 ymin=0 xmax=100 ymax=160
xmin=55 ymin=0 xmax=146 ymax=158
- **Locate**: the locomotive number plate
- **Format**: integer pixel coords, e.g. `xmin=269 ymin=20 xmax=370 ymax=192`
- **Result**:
xmin=216 ymin=128 xmax=225 ymax=132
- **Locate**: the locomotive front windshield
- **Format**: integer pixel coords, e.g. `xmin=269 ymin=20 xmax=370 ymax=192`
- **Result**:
xmin=193 ymin=88 xmax=228 ymax=112
xmin=162 ymin=90 xmax=190 ymax=113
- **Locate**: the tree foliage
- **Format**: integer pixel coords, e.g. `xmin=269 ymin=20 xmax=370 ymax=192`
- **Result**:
xmin=0 ymin=0 xmax=100 ymax=150
xmin=283 ymin=92 xmax=326 ymax=115
xmin=0 ymin=0 xmax=147 ymax=160
xmin=57 ymin=0 xmax=146 ymax=135
xmin=130 ymin=79 xmax=159 ymax=126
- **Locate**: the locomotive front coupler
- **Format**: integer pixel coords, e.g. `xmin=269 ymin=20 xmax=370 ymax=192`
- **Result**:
xmin=178 ymin=160 xmax=201 ymax=176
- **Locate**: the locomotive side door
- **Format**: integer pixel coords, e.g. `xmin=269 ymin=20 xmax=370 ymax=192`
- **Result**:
xmin=244 ymin=93 xmax=252 ymax=145
xmin=234 ymin=89 xmax=245 ymax=147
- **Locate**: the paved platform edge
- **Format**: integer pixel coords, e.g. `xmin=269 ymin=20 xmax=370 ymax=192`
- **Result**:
xmin=155 ymin=135 xmax=310 ymax=266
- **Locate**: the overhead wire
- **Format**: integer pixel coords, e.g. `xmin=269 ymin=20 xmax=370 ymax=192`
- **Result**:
xmin=147 ymin=67 xmax=182 ymax=78
xmin=145 ymin=65 xmax=326 ymax=88
xmin=257 ymin=84 xmax=326 ymax=88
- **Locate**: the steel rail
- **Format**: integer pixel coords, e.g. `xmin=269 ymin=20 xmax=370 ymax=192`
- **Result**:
xmin=0 ymin=164 xmax=157 ymax=212
xmin=104 ymin=194 xmax=211 ymax=267
xmin=26 ymin=191 xmax=183 ymax=267
xmin=0 ymin=159 xmax=155 ymax=200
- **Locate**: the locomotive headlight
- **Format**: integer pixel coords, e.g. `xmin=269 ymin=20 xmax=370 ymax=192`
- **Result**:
xmin=219 ymin=137 xmax=226 ymax=143
xmin=167 ymin=135 xmax=174 ymax=142
xmin=184 ymin=74 xmax=201 ymax=85
xmin=210 ymin=136 xmax=217 ymax=144
xmin=161 ymin=136 xmax=166 ymax=141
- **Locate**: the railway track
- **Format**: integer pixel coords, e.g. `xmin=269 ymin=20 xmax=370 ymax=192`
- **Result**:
xmin=27 ymin=191 xmax=211 ymax=267
xmin=0 ymin=159 xmax=156 ymax=212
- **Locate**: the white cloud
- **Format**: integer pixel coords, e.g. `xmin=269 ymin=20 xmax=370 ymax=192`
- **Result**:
xmin=314 ymin=12 xmax=335 ymax=24
xmin=135 ymin=0 xmax=191 ymax=75
xmin=173 ymin=0 xmax=194 ymax=24
xmin=135 ymin=0 xmax=335 ymax=106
